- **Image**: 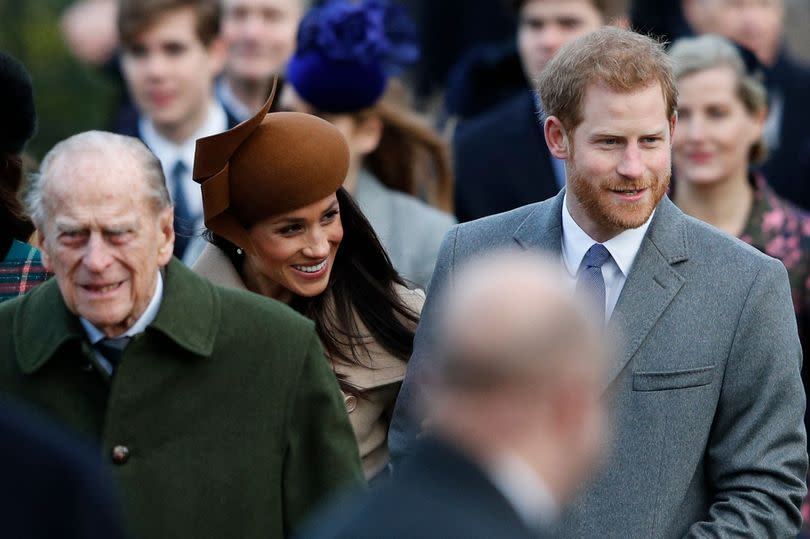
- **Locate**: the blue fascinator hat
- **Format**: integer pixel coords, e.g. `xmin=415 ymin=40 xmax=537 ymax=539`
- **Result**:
xmin=286 ymin=0 xmax=419 ymax=113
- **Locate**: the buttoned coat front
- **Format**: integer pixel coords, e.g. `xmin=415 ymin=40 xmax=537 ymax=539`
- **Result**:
xmin=0 ymin=259 xmax=363 ymax=539
xmin=389 ymin=191 xmax=808 ymax=537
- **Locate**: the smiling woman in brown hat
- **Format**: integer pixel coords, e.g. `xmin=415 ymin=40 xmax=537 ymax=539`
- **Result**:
xmin=192 ymin=81 xmax=422 ymax=479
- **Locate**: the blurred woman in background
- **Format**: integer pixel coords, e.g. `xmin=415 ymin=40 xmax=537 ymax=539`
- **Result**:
xmin=280 ymin=0 xmax=456 ymax=287
xmin=670 ymin=34 xmax=810 ymax=350
xmin=670 ymin=41 xmax=810 ymax=510
xmin=0 ymin=52 xmax=50 ymax=303
xmin=192 ymin=90 xmax=422 ymax=479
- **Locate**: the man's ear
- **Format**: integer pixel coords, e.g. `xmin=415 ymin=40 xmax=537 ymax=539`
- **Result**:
xmin=669 ymin=112 xmax=678 ymax=141
xmin=544 ymin=116 xmax=571 ymax=160
xmin=156 ymin=207 xmax=175 ymax=266
xmin=37 ymin=231 xmax=52 ymax=271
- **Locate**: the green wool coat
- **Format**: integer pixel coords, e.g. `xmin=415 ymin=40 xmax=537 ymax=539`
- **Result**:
xmin=0 ymin=259 xmax=363 ymax=538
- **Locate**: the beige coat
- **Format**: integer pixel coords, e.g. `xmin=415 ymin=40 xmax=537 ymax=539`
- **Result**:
xmin=193 ymin=243 xmax=423 ymax=478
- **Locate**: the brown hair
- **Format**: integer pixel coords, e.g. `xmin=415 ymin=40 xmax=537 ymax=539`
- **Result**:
xmin=359 ymin=82 xmax=454 ymax=212
xmin=118 ymin=0 xmax=221 ymax=48
xmin=536 ymin=26 xmax=677 ymax=134
xmin=669 ymin=34 xmax=769 ymax=164
xmin=1 ymin=154 xmax=35 ymax=245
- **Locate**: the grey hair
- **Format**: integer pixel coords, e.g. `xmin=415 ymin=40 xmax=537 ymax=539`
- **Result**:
xmin=669 ymin=34 xmax=769 ymax=163
xmin=22 ymin=131 xmax=171 ymax=229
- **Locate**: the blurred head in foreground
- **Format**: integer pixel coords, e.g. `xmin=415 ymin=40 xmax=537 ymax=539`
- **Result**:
xmin=429 ymin=250 xmax=609 ymax=506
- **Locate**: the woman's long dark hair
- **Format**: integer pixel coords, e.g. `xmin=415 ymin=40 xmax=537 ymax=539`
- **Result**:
xmin=210 ymin=187 xmax=419 ymax=395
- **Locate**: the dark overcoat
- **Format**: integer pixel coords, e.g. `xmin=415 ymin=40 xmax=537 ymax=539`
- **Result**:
xmin=0 ymin=259 xmax=363 ymax=539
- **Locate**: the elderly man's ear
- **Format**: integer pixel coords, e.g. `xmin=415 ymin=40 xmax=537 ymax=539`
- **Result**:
xmin=544 ymin=116 xmax=571 ymax=160
xmin=157 ymin=207 xmax=175 ymax=265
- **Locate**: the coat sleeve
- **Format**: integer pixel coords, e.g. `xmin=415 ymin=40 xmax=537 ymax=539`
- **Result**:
xmin=686 ymin=258 xmax=808 ymax=537
xmin=283 ymin=332 xmax=364 ymax=535
xmin=388 ymin=225 xmax=459 ymax=464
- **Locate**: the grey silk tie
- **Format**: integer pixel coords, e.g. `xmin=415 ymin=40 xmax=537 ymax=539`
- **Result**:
xmin=576 ymin=243 xmax=612 ymax=325
xmin=93 ymin=336 xmax=131 ymax=378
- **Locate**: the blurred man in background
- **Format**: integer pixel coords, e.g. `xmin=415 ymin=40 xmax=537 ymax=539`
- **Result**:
xmin=452 ymin=0 xmax=606 ymax=223
xmin=115 ymin=0 xmax=238 ymax=263
xmin=217 ymin=0 xmax=305 ymax=121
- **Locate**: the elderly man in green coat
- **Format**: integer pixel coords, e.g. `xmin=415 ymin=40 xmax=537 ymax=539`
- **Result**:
xmin=0 ymin=130 xmax=362 ymax=538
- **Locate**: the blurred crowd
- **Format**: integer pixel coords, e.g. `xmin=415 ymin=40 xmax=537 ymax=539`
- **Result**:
xmin=2 ymin=0 xmax=810 ymax=537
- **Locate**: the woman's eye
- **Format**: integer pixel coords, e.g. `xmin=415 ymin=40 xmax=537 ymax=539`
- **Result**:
xmin=322 ymin=209 xmax=340 ymax=222
xmin=278 ymin=225 xmax=301 ymax=235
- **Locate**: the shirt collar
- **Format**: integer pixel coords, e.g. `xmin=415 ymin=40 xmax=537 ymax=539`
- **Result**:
xmin=561 ymin=193 xmax=654 ymax=277
xmin=484 ymin=451 xmax=558 ymax=529
xmin=80 ymin=271 xmax=164 ymax=343
xmin=139 ymin=99 xmax=228 ymax=176
xmin=216 ymin=78 xmax=252 ymax=123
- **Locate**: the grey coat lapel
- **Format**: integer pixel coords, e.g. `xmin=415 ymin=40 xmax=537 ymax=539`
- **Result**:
xmin=606 ymin=197 xmax=688 ymax=389
xmin=513 ymin=190 xmax=565 ymax=254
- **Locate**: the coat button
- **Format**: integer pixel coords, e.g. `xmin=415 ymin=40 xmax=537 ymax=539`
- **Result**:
xmin=344 ymin=395 xmax=357 ymax=413
xmin=111 ymin=445 xmax=130 ymax=465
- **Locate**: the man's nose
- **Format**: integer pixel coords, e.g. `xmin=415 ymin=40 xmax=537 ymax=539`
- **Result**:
xmin=539 ymin=25 xmax=565 ymax=53
xmin=616 ymin=145 xmax=645 ymax=179
xmin=83 ymin=235 xmax=113 ymax=272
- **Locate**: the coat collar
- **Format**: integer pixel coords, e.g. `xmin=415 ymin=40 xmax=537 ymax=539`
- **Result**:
xmin=513 ymin=192 xmax=690 ymax=390
xmin=513 ymin=189 xmax=565 ymax=255
xmin=14 ymin=258 xmax=219 ymax=374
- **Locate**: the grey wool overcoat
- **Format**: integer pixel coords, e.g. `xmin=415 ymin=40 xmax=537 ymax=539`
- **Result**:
xmin=389 ymin=190 xmax=808 ymax=537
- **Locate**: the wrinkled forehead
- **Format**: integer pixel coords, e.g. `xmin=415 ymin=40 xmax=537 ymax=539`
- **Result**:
xmin=43 ymin=150 xmax=150 ymax=206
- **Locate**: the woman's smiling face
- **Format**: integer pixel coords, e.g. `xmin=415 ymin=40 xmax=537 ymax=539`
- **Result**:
xmin=245 ymin=192 xmax=343 ymax=298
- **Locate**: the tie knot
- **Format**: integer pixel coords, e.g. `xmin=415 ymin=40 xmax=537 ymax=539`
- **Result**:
xmin=581 ymin=244 xmax=611 ymax=270
xmin=172 ymin=160 xmax=187 ymax=178
xmin=95 ymin=336 xmax=132 ymax=365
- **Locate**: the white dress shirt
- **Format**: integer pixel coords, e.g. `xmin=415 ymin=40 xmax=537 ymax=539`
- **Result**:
xmin=561 ymin=194 xmax=653 ymax=321
xmin=139 ymin=100 xmax=229 ymax=232
xmin=216 ymin=77 xmax=252 ymax=123
xmin=484 ymin=451 xmax=558 ymax=530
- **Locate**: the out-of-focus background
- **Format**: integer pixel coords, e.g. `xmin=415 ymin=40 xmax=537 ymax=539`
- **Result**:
xmin=5 ymin=0 xmax=809 ymax=161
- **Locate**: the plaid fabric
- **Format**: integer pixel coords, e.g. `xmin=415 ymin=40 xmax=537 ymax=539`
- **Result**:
xmin=0 ymin=240 xmax=51 ymax=303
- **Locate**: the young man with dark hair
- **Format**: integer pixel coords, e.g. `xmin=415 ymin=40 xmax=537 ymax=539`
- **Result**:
xmin=116 ymin=0 xmax=238 ymax=263
xmin=217 ymin=0 xmax=306 ymax=121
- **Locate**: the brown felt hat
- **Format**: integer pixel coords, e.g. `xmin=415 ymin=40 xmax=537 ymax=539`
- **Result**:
xmin=193 ymin=78 xmax=350 ymax=251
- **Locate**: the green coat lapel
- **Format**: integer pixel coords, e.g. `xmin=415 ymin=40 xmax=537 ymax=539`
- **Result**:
xmin=149 ymin=258 xmax=219 ymax=358
xmin=13 ymin=279 xmax=85 ymax=374
xmin=13 ymin=258 xmax=219 ymax=375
